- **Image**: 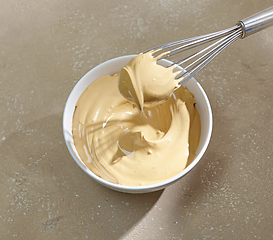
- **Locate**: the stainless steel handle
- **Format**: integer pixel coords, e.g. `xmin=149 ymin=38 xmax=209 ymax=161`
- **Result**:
xmin=238 ymin=6 xmax=273 ymax=38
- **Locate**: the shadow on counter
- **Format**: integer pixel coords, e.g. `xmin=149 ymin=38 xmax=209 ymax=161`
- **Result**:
xmin=0 ymin=112 xmax=163 ymax=240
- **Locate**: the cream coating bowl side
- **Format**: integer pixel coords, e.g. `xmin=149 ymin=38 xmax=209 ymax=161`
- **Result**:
xmin=63 ymin=55 xmax=213 ymax=194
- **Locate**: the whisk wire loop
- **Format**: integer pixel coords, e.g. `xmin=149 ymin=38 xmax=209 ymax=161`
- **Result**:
xmin=142 ymin=7 xmax=273 ymax=85
xmin=160 ymin=25 xmax=241 ymax=59
xmin=178 ymin=27 xmax=243 ymax=85
xmin=145 ymin=25 xmax=244 ymax=85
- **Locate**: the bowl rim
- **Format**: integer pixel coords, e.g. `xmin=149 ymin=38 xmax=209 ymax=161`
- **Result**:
xmin=63 ymin=55 xmax=213 ymax=193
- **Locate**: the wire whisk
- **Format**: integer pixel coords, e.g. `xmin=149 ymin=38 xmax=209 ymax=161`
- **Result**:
xmin=144 ymin=7 xmax=273 ymax=85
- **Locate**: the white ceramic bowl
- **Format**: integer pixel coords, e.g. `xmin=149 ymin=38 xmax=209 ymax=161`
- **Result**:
xmin=63 ymin=55 xmax=213 ymax=193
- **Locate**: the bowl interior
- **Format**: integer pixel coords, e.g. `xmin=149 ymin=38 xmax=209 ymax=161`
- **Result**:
xmin=63 ymin=55 xmax=212 ymax=193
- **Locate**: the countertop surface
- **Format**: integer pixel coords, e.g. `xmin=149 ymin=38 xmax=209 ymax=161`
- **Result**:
xmin=1 ymin=1 xmax=272 ymax=239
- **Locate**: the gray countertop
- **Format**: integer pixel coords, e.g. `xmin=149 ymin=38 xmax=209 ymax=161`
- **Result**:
xmin=1 ymin=1 xmax=273 ymax=239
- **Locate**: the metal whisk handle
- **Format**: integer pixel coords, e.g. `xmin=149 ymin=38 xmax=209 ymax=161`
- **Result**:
xmin=238 ymin=6 xmax=273 ymax=38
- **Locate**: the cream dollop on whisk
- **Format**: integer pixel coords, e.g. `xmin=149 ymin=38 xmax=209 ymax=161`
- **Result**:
xmin=118 ymin=50 xmax=182 ymax=111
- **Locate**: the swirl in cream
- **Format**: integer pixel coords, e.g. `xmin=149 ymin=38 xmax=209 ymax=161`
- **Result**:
xmin=72 ymin=62 xmax=201 ymax=186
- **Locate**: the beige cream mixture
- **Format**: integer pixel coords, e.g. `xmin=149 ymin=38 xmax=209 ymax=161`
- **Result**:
xmin=72 ymin=52 xmax=201 ymax=186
